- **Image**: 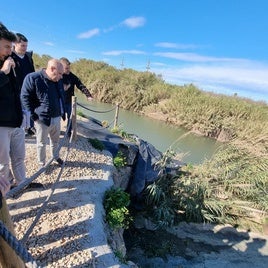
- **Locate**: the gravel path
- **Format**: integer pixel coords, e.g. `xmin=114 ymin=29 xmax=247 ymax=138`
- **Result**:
xmin=6 ymin=125 xmax=129 ymax=267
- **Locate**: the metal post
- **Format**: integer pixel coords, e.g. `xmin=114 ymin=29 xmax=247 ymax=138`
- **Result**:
xmin=114 ymin=103 xmax=119 ymax=128
xmin=70 ymin=96 xmax=77 ymax=142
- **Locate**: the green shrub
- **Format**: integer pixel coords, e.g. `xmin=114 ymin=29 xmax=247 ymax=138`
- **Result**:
xmin=104 ymin=188 xmax=132 ymax=229
xmin=111 ymin=124 xmax=125 ymax=135
xmin=113 ymin=151 xmax=127 ymax=168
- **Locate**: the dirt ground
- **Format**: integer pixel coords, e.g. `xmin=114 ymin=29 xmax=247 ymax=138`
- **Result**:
xmin=124 ymin=221 xmax=268 ymax=267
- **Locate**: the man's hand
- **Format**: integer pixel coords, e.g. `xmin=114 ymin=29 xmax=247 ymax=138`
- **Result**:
xmin=87 ymin=96 xmax=93 ymax=101
xmin=0 ymin=177 xmax=11 ymax=197
xmin=0 ymin=57 xmax=15 ymax=75
xmin=63 ymin=83 xmax=71 ymax=91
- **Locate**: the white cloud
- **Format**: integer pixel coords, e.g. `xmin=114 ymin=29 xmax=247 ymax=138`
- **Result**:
xmin=77 ymin=28 xmax=100 ymax=39
xmin=121 ymin=16 xmax=146 ymax=28
xmin=102 ymin=16 xmax=147 ymax=33
xmin=43 ymin=42 xmax=54 ymax=46
xmin=153 ymin=63 xmax=268 ymax=101
xmin=102 ymin=50 xmax=146 ymax=56
xmin=155 ymin=42 xmax=199 ymax=49
xmin=154 ymin=52 xmax=249 ymax=64
xmin=65 ymin=50 xmax=85 ymax=54
xmin=152 ymin=61 xmax=167 ymax=67
xmin=103 ymin=25 xmax=117 ymax=33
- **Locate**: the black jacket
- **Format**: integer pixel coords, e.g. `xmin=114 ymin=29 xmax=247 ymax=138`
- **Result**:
xmin=62 ymin=72 xmax=92 ymax=104
xmin=12 ymin=51 xmax=35 ymax=90
xmin=0 ymin=68 xmax=23 ymax=128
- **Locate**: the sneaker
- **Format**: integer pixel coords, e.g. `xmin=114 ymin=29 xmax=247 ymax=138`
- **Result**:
xmin=56 ymin=158 xmax=64 ymax=165
xmin=10 ymin=182 xmax=44 ymax=191
xmin=27 ymin=128 xmax=35 ymax=136
xmin=30 ymin=127 xmax=36 ymax=134
xmin=10 ymin=184 xmax=18 ymax=190
xmin=26 ymin=182 xmax=44 ymax=189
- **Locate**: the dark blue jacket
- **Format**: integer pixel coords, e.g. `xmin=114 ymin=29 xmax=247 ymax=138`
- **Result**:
xmin=21 ymin=70 xmax=66 ymax=126
xmin=0 ymin=69 xmax=23 ymax=127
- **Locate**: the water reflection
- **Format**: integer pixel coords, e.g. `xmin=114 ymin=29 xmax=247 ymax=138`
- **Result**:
xmin=77 ymin=97 xmax=222 ymax=164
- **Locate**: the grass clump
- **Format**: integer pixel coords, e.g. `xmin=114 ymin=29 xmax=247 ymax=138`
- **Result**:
xmin=111 ymin=124 xmax=130 ymax=140
xmin=113 ymin=151 xmax=127 ymax=168
xmin=104 ymin=187 xmax=132 ymax=230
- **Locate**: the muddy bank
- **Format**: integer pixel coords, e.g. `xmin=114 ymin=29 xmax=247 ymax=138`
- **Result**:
xmin=124 ymin=221 xmax=268 ymax=268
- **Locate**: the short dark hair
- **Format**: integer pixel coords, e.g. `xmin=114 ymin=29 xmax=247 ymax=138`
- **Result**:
xmin=15 ymin=33 xmax=28 ymax=43
xmin=0 ymin=22 xmax=16 ymax=42
xmin=60 ymin=57 xmax=71 ymax=65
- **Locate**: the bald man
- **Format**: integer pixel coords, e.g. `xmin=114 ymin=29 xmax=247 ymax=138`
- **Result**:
xmin=21 ymin=59 xmax=66 ymax=168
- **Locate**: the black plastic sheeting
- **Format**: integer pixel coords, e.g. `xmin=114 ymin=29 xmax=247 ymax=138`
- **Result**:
xmin=79 ymin=117 xmax=181 ymax=199
xmin=129 ymin=138 xmax=162 ymax=197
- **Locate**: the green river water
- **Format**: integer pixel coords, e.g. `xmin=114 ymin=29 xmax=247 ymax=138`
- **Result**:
xmin=77 ymin=97 xmax=222 ymax=164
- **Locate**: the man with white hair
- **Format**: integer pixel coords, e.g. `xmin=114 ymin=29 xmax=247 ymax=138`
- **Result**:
xmin=21 ymin=59 xmax=66 ymax=168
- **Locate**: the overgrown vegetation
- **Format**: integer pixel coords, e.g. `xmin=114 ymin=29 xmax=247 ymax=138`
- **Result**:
xmin=143 ymin=143 xmax=268 ymax=232
xmin=33 ymin=54 xmax=267 ymax=232
xmin=103 ymin=188 xmax=132 ymax=230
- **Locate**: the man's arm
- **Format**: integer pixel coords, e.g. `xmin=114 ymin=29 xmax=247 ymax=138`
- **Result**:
xmin=21 ymin=73 xmax=38 ymax=120
xmin=73 ymin=73 xmax=92 ymax=99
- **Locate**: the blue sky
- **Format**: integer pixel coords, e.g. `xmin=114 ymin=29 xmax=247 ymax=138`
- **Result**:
xmin=2 ymin=0 xmax=268 ymax=102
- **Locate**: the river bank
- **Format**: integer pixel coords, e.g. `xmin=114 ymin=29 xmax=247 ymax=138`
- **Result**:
xmin=4 ymin=118 xmax=268 ymax=267
xmin=142 ymin=104 xmax=235 ymax=142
